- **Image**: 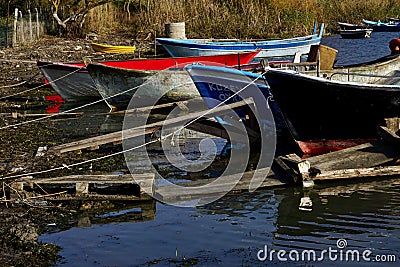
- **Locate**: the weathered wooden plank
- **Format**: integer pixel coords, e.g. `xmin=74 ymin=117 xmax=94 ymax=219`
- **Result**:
xmin=306 ymin=140 xmax=400 ymax=171
xmin=108 ymin=100 xmax=190 ymax=115
xmin=313 ymin=165 xmax=400 ymax=181
xmin=155 ymin=168 xmax=287 ymax=202
xmin=17 ymin=174 xmax=152 ymax=184
xmin=186 ymin=119 xmax=260 ymax=141
xmin=48 ymin=98 xmax=255 ymax=154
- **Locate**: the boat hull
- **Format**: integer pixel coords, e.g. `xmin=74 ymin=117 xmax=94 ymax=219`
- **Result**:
xmin=87 ymin=63 xmax=199 ymax=111
xmin=37 ymin=61 xmax=99 ymax=101
xmin=91 ymin=43 xmax=136 ymax=53
xmin=265 ymin=69 xmax=400 ymax=143
xmin=340 ymin=29 xmax=372 ymax=39
xmin=37 ymin=51 xmax=259 ymax=102
xmin=362 ymin=19 xmax=400 ymax=32
xmin=159 ymin=41 xmax=318 ymax=58
xmin=157 ymin=23 xmax=324 ymax=58
xmin=185 ymin=65 xmax=288 ymax=135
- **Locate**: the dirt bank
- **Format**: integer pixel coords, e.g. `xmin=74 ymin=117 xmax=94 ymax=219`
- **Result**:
xmin=0 ymin=34 xmax=148 ymax=266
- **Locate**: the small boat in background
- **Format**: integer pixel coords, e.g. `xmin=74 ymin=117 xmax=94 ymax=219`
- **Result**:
xmin=157 ymin=23 xmax=324 ymax=59
xmin=362 ymin=19 xmax=400 ymax=32
xmin=91 ymin=42 xmax=136 ymax=53
xmin=338 ymin=22 xmax=370 ymax=30
xmin=37 ymin=50 xmax=260 ymax=103
xmin=340 ymin=28 xmax=373 ymax=38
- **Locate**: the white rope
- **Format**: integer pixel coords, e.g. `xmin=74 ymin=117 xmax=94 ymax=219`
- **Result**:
xmin=0 ymin=71 xmax=155 ymax=130
xmin=0 ymin=64 xmax=85 ymax=101
xmin=0 ymin=70 xmax=266 ymax=180
xmin=177 ymin=71 xmax=267 ymax=132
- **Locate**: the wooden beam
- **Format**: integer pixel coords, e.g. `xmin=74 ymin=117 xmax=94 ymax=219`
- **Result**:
xmin=306 ymin=140 xmax=400 ymax=171
xmin=313 ymin=165 xmax=400 ymax=181
xmin=48 ymin=98 xmax=255 ymax=154
xmin=154 ymin=168 xmax=286 ymax=202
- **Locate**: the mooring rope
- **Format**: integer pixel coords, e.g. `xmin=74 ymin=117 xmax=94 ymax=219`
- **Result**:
xmin=0 ymin=71 xmax=267 ymax=181
xmin=0 ymin=64 xmax=85 ymax=101
xmin=0 ymin=71 xmax=161 ymax=130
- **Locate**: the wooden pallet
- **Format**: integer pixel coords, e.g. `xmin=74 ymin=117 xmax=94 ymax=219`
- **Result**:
xmin=10 ymin=173 xmax=155 ymax=201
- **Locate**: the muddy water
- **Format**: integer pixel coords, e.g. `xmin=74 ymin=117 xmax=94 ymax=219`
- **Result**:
xmin=38 ymin=32 xmax=400 ymax=266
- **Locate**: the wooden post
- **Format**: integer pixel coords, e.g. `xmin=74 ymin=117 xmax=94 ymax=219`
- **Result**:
xmin=12 ymin=8 xmax=18 ymax=46
xmin=76 ymin=182 xmax=89 ymax=194
xmin=5 ymin=0 xmax=10 ymax=47
xmin=154 ymin=30 xmax=157 ymax=57
xmin=28 ymin=10 xmax=33 ymax=41
xmin=35 ymin=8 xmax=40 ymax=39
xmin=19 ymin=11 xmax=25 ymax=43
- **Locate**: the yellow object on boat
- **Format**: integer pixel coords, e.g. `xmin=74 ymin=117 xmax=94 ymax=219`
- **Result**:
xmin=91 ymin=43 xmax=136 ymax=53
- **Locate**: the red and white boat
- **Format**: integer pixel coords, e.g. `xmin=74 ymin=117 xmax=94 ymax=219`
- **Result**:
xmin=37 ymin=50 xmax=260 ymax=102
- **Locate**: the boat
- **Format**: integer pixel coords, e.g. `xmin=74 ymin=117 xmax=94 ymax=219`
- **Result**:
xmin=86 ymin=63 xmax=201 ymax=111
xmin=37 ymin=50 xmax=260 ymax=102
xmin=361 ymin=19 xmax=400 ymax=32
xmin=91 ymin=42 xmax=136 ymax=53
xmin=339 ymin=28 xmax=372 ymax=38
xmin=337 ymin=22 xmax=369 ymax=30
xmin=302 ymin=52 xmax=400 ymax=84
xmin=185 ymin=64 xmax=285 ymax=154
xmin=156 ymin=23 xmax=324 ymax=59
xmin=37 ymin=61 xmax=99 ymax=101
xmin=264 ymin=68 xmax=400 ymax=155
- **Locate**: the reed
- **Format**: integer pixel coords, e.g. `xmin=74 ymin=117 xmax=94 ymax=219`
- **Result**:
xmin=90 ymin=0 xmax=400 ymax=39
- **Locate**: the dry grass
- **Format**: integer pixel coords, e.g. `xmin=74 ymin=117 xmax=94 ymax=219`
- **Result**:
xmin=87 ymin=0 xmax=400 ymax=39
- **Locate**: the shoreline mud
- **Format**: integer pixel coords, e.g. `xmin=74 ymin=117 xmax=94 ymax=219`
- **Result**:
xmin=0 ymin=34 xmax=147 ymax=266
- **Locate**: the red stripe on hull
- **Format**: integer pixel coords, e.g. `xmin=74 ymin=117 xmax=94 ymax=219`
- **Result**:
xmin=297 ymin=139 xmax=377 ymax=157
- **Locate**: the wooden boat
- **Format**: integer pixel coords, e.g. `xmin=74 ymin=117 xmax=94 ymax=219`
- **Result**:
xmin=185 ymin=64 xmax=286 ymax=131
xmin=37 ymin=61 xmax=99 ymax=101
xmin=91 ymin=42 xmax=136 ymax=53
xmin=362 ymin=19 xmax=400 ymax=32
xmin=337 ymin=22 xmax=370 ymax=30
xmin=264 ymin=69 xmax=400 ymax=155
xmin=303 ymin=53 xmax=400 ymax=84
xmin=37 ymin=50 xmax=260 ymax=102
xmin=156 ymin=23 xmax=324 ymax=58
xmin=340 ymin=28 xmax=372 ymax=39
xmin=185 ymin=64 xmax=293 ymax=155
xmin=86 ymin=63 xmax=198 ymax=111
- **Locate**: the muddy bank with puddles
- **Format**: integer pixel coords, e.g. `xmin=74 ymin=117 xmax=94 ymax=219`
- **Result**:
xmin=0 ymin=34 xmax=153 ymax=266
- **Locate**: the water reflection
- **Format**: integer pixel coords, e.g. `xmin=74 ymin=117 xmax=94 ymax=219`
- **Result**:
xmin=40 ymin=178 xmax=400 ymax=266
